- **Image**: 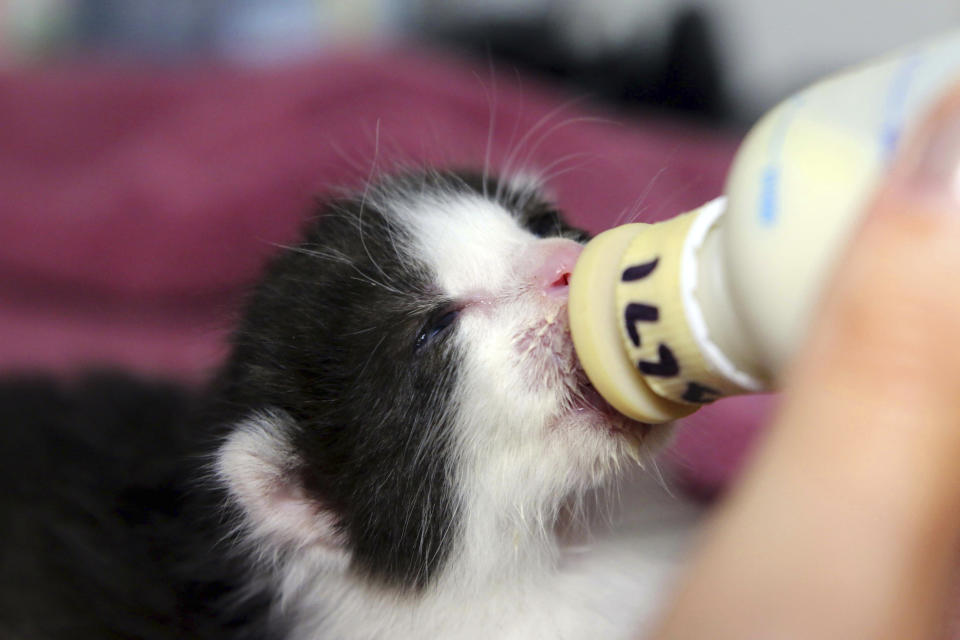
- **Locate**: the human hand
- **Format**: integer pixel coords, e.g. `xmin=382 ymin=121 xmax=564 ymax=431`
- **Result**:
xmin=649 ymin=92 xmax=960 ymax=640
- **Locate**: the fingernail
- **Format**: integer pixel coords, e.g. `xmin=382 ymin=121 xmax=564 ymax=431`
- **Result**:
xmin=889 ymin=95 xmax=960 ymax=207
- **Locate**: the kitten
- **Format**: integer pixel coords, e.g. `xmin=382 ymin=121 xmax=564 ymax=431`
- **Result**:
xmin=0 ymin=171 xmax=700 ymax=639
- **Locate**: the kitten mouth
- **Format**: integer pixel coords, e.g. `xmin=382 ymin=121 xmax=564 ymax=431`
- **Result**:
xmin=570 ymin=367 xmax=652 ymax=441
xmin=514 ymin=304 xmax=656 ymax=448
xmin=514 ymin=302 xmax=652 ymax=442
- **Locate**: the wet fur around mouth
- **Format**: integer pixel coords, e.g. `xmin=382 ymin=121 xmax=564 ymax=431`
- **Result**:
xmin=508 ymin=295 xmax=653 ymax=446
xmin=0 ymin=169 xmax=698 ymax=640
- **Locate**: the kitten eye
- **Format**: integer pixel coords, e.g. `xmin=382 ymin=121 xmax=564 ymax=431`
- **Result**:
xmin=415 ymin=309 xmax=459 ymax=352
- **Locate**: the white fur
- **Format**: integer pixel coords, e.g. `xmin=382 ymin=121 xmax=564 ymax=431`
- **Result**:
xmin=217 ymin=184 xmax=703 ymax=639
xmin=281 ymin=470 xmax=697 ymax=640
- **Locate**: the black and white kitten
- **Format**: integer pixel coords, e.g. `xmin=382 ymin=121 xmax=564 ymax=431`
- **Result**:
xmin=0 ymin=171 xmax=700 ymax=639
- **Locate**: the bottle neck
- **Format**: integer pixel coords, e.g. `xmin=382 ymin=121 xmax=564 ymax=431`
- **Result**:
xmin=569 ymin=198 xmax=769 ymax=424
xmin=688 ymin=199 xmax=770 ymax=391
xmin=608 ymin=199 xmax=764 ymax=408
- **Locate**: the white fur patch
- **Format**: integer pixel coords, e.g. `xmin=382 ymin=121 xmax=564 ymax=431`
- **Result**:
xmin=279 ymin=469 xmax=699 ymax=640
xmin=395 ymin=192 xmax=531 ymax=297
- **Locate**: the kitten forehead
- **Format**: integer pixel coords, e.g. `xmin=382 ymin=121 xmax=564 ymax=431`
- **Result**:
xmin=392 ymin=192 xmax=529 ymax=296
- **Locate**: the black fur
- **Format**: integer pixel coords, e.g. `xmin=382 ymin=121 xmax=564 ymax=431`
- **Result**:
xmin=0 ymin=170 xmax=590 ymax=637
xmin=216 ymin=173 xmax=465 ymax=590
xmin=213 ymin=171 xmax=587 ymax=590
xmin=0 ymin=372 xmax=269 ymax=640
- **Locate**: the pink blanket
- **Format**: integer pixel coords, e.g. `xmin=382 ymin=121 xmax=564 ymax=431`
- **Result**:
xmin=0 ymin=46 xmax=772 ymax=496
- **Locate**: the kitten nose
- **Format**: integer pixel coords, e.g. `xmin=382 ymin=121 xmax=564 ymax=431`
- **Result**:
xmin=529 ymin=239 xmax=583 ymax=297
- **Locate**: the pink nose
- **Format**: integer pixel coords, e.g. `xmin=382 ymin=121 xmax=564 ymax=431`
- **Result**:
xmin=529 ymin=239 xmax=583 ymax=297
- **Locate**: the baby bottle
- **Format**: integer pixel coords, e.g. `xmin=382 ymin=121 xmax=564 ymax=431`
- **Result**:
xmin=568 ymin=30 xmax=960 ymax=423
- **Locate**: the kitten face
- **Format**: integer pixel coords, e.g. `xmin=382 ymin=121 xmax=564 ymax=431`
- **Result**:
xmin=214 ymin=171 xmax=664 ymax=596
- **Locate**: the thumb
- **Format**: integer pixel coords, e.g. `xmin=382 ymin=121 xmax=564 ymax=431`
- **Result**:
xmin=802 ymin=88 xmax=960 ymax=409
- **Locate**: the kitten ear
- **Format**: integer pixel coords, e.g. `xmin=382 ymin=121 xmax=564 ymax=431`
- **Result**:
xmin=216 ymin=411 xmax=346 ymax=555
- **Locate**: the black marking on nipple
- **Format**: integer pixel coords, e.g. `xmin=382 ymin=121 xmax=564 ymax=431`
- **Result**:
xmin=638 ymin=344 xmax=679 ymax=377
xmin=624 ymin=303 xmax=659 ymax=347
xmin=621 ymin=258 xmax=659 ymax=282
xmin=682 ymin=381 xmax=721 ymax=404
